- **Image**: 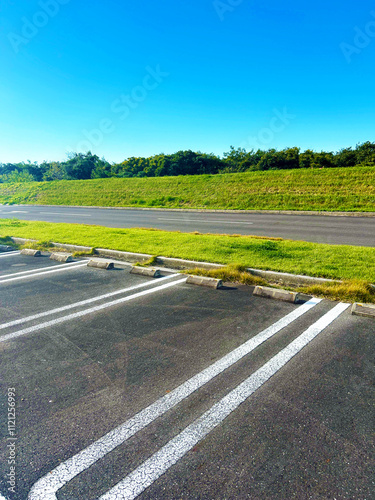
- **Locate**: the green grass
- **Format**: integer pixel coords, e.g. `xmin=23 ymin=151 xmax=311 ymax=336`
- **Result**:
xmin=299 ymin=280 xmax=375 ymax=304
xmin=1 ymin=218 xmax=375 ymax=283
xmin=185 ymin=266 xmax=375 ymax=304
xmin=182 ymin=264 xmax=268 ymax=287
xmin=0 ymin=165 xmax=374 ymax=211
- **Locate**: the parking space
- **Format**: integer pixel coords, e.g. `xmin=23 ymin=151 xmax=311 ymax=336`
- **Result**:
xmin=0 ymin=254 xmax=183 ymax=327
xmin=0 ymin=252 xmax=83 ymax=277
xmin=0 ymin=254 xmax=373 ymax=499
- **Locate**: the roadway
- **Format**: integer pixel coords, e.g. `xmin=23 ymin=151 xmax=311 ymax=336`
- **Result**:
xmin=0 ymin=205 xmax=374 ymax=247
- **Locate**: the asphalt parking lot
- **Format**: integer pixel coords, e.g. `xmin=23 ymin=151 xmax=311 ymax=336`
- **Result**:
xmin=0 ymin=252 xmax=374 ymax=500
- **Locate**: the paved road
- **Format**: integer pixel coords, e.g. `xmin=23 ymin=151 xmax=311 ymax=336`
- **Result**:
xmin=0 ymin=252 xmax=373 ymax=499
xmin=1 ymin=205 xmax=374 ymax=246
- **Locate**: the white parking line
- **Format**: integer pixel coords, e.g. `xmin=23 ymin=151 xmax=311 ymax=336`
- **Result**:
xmin=1 ymin=278 xmax=187 ymax=344
xmin=99 ymin=302 xmax=350 ymax=500
xmin=0 ymin=251 xmax=20 ymax=258
xmin=0 ymin=261 xmax=86 ymax=280
xmin=27 ymin=297 xmax=321 ymax=500
xmin=158 ymin=218 xmax=253 ymax=224
xmin=0 ymin=261 xmax=88 ymax=284
xmin=0 ymin=274 xmax=180 ymax=330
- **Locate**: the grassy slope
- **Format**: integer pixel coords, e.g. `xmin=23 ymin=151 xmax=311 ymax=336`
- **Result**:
xmin=0 ymin=166 xmax=374 ymax=211
xmin=1 ymin=219 xmax=375 ymax=282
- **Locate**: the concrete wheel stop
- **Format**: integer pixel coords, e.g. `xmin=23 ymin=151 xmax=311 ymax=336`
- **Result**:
xmin=20 ymin=249 xmax=41 ymax=257
xmin=50 ymin=252 xmax=74 ymax=263
xmin=130 ymin=267 xmax=161 ymax=278
xmin=253 ymin=285 xmax=300 ymax=303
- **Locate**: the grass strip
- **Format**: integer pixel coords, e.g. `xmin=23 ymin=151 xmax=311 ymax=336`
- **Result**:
xmin=0 ymin=165 xmax=374 ymax=212
xmin=1 ymin=218 xmax=375 ymax=284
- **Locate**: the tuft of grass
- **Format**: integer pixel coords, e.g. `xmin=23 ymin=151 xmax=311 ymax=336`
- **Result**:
xmin=184 ymin=264 xmax=268 ymax=287
xmin=0 ymin=236 xmax=18 ymax=248
xmin=0 ymin=166 xmax=374 ymax=212
xmin=21 ymin=240 xmax=56 ymax=252
xmin=134 ymin=256 xmax=158 ymax=267
xmin=299 ymin=280 xmax=375 ymax=304
xmin=72 ymin=248 xmax=96 ymax=257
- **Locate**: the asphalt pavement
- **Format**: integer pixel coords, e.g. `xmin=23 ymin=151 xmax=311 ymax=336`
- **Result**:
xmin=1 ymin=205 xmax=375 ymax=246
xmin=0 ymin=252 xmax=373 ymax=499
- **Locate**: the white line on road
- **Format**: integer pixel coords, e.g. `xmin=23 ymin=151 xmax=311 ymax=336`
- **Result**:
xmin=27 ymin=297 xmax=321 ymax=500
xmin=1 ymin=278 xmax=187 ymax=344
xmin=41 ymin=212 xmax=67 ymax=215
xmin=0 ymin=274 xmax=180 ymax=330
xmin=41 ymin=212 xmax=92 ymax=217
xmin=0 ymin=251 xmax=20 ymax=258
xmin=64 ymin=213 xmax=92 ymax=217
xmin=158 ymin=218 xmax=253 ymax=224
xmin=0 ymin=261 xmax=88 ymax=284
xmin=99 ymin=302 xmax=350 ymax=500
xmin=8 ymin=210 xmax=29 ymax=213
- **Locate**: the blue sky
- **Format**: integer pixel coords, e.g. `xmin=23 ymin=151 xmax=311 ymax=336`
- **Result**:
xmin=1 ymin=0 xmax=374 ymax=163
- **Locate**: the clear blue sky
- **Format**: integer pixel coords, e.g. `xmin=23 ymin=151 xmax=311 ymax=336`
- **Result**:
xmin=1 ymin=0 xmax=374 ymax=163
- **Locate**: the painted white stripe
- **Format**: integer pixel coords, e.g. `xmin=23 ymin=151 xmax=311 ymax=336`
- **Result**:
xmin=40 ymin=212 xmax=66 ymax=215
xmin=0 ymin=261 xmax=87 ymax=284
xmin=0 ymin=274 xmax=179 ymax=330
xmin=38 ymin=211 xmax=91 ymax=217
xmin=0 ymin=493 xmax=9 ymax=500
xmin=100 ymin=302 xmax=350 ymax=500
xmin=158 ymin=218 xmax=253 ymax=225
xmin=64 ymin=213 xmax=92 ymax=217
xmin=0 ymin=251 xmax=20 ymax=257
xmin=0 ymin=261 xmax=86 ymax=280
xmin=2 ymin=278 xmax=187 ymax=344
xmin=27 ymin=297 xmax=321 ymax=500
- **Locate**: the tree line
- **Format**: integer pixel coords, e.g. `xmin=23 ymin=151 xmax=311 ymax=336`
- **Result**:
xmin=1 ymin=142 xmax=374 ymax=183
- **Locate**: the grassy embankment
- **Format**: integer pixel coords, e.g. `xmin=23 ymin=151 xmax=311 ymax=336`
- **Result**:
xmin=1 ymin=218 xmax=375 ymax=303
xmin=0 ymin=165 xmax=374 ymax=211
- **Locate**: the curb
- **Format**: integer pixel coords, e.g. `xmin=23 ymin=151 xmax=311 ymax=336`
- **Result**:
xmin=246 ymin=268 xmax=335 ymax=286
xmin=12 ymin=237 xmax=38 ymax=245
xmin=96 ymin=248 xmax=152 ymax=263
xmin=52 ymin=242 xmax=93 ymax=253
xmin=7 ymin=236 xmax=359 ymax=288
xmin=155 ymin=256 xmax=223 ymax=271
